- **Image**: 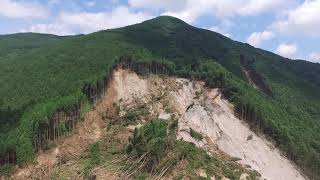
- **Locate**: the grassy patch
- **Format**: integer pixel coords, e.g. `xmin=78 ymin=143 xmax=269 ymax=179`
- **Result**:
xmin=169 ymin=118 xmax=178 ymax=134
xmin=124 ymin=118 xmax=257 ymax=179
xmin=111 ymin=103 xmax=150 ymax=126
xmin=50 ymin=172 xmax=68 ymax=180
xmin=190 ymin=128 xmax=203 ymax=141
xmin=177 ymin=140 xmax=257 ymax=179
xmin=127 ymin=119 xmax=168 ymax=165
xmin=134 ymin=172 xmax=148 ymax=180
xmin=0 ymin=164 xmax=13 ymax=177
xmin=82 ymin=143 xmax=101 ymax=177
xmin=113 ymin=102 xmax=121 ymax=115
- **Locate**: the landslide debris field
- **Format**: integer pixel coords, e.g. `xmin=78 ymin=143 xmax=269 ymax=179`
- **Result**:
xmin=1 ymin=16 xmax=319 ymax=180
xmin=10 ymin=69 xmax=305 ymax=180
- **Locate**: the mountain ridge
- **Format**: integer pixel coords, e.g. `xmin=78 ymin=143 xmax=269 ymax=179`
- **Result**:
xmin=0 ymin=16 xmax=319 ymax=179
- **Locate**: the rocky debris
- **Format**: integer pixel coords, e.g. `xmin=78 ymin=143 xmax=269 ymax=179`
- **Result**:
xmin=10 ymin=69 xmax=305 ymax=180
xmin=171 ymin=79 xmax=305 ymax=180
xmin=112 ymin=69 xmax=306 ymax=180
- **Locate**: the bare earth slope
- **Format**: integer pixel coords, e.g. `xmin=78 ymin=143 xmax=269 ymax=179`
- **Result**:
xmin=170 ymin=79 xmax=305 ymax=180
xmin=9 ymin=69 xmax=305 ymax=180
xmin=113 ymin=70 xmax=305 ymax=180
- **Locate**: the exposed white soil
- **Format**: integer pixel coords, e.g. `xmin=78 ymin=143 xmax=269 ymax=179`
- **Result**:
xmin=170 ymin=79 xmax=306 ymax=180
xmin=9 ymin=69 xmax=306 ymax=180
xmin=114 ymin=69 xmax=149 ymax=104
xmin=113 ymin=70 xmax=306 ymax=180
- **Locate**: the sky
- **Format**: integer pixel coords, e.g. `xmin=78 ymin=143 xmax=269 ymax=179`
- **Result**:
xmin=0 ymin=0 xmax=320 ymax=63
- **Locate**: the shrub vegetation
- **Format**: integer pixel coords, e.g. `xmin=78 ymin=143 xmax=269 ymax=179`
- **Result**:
xmin=0 ymin=16 xmax=319 ymax=179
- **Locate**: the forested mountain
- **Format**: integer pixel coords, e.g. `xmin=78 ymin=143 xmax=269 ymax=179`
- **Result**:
xmin=0 ymin=16 xmax=319 ymax=179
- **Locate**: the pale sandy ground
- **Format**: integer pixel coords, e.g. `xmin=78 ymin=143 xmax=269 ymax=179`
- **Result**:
xmin=113 ymin=70 xmax=306 ymax=180
xmin=8 ymin=70 xmax=306 ymax=180
xmin=171 ymin=78 xmax=306 ymax=180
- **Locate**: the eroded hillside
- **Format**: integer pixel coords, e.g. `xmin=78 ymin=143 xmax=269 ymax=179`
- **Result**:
xmin=8 ymin=69 xmax=306 ymax=180
xmin=1 ymin=16 xmax=319 ymax=179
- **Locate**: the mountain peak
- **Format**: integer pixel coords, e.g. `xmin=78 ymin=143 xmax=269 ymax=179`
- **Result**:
xmin=140 ymin=15 xmax=190 ymax=28
xmin=152 ymin=15 xmax=187 ymax=23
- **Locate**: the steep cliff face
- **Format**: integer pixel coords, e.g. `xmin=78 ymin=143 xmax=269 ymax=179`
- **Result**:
xmin=170 ymin=79 xmax=305 ymax=180
xmin=9 ymin=69 xmax=305 ymax=180
xmin=112 ymin=69 xmax=305 ymax=180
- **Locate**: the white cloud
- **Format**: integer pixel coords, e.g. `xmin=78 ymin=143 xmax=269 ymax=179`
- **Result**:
xmin=246 ymin=31 xmax=274 ymax=47
xmin=60 ymin=6 xmax=152 ymax=33
xmin=21 ymin=23 xmax=72 ymax=36
xmin=237 ymin=0 xmax=290 ymax=16
xmin=130 ymin=0 xmax=290 ymax=23
xmin=0 ymin=0 xmax=47 ymax=18
xmin=129 ymin=0 xmax=184 ymax=11
xmin=309 ymin=52 xmax=320 ymax=63
xmin=272 ymin=0 xmax=320 ymax=37
xmin=276 ymin=43 xmax=298 ymax=59
xmin=207 ymin=26 xmax=231 ymax=38
xmin=23 ymin=6 xmax=152 ymax=35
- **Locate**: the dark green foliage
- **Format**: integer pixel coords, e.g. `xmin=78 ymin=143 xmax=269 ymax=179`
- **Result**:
xmin=189 ymin=128 xmax=203 ymax=141
xmin=175 ymin=141 xmax=216 ymax=170
xmin=124 ymin=117 xmax=256 ymax=179
xmin=169 ymin=118 xmax=178 ymax=133
xmin=113 ymin=102 xmax=121 ymax=115
xmin=83 ymin=143 xmax=100 ymax=177
xmin=127 ymin=119 xmax=167 ymax=164
xmin=0 ymin=164 xmax=13 ymax=176
xmin=89 ymin=143 xmax=100 ymax=165
xmin=0 ymin=16 xmax=319 ymax=179
xmin=124 ymin=107 xmax=148 ymax=124
xmin=134 ymin=173 xmax=147 ymax=180
xmin=58 ymin=122 xmax=67 ymax=135
xmin=114 ymin=104 xmax=150 ymax=126
xmin=174 ymin=141 xmax=250 ymax=179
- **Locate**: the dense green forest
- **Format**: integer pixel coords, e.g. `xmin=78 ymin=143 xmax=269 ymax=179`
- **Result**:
xmin=0 ymin=16 xmax=319 ymax=179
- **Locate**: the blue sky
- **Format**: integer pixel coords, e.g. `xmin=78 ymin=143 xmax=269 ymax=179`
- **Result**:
xmin=1 ymin=0 xmax=319 ymax=63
